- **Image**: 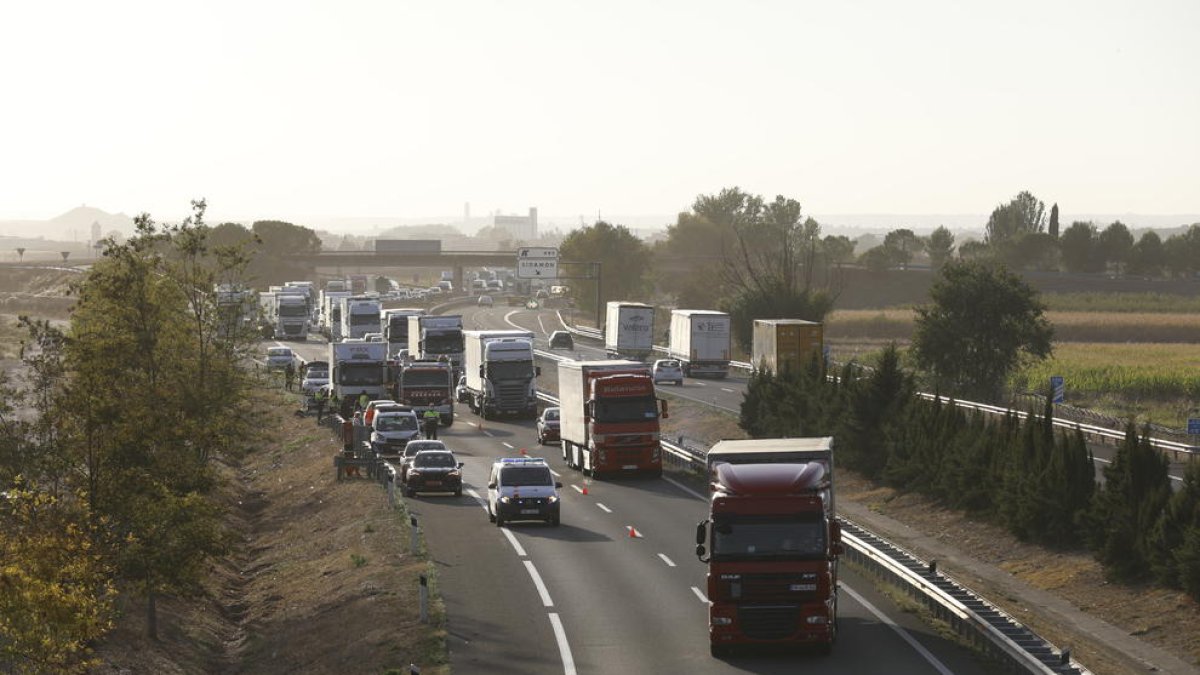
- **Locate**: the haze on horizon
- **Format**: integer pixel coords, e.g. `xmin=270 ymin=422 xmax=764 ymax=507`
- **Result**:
xmin=1 ymin=0 xmax=1197 ymax=226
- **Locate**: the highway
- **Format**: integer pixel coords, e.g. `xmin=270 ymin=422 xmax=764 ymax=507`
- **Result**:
xmin=271 ymin=319 xmax=996 ymax=673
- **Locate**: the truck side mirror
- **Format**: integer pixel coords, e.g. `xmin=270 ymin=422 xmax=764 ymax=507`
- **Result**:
xmin=695 ymin=544 xmax=707 ymax=560
xmin=660 ymin=398 xmax=669 ymax=419
xmin=831 ymin=542 xmax=845 ymax=557
xmin=478 ymin=365 xmax=485 ymax=378
xmin=535 ymin=366 xmax=542 ymax=376
xmin=695 ymin=520 xmax=707 ymax=545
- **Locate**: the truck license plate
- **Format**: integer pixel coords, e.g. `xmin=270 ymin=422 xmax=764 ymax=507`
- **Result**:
xmin=520 ymin=508 xmax=539 ymax=515
xmin=426 ymin=481 xmax=441 ymax=486
xmin=622 ymin=464 xmax=637 ymax=470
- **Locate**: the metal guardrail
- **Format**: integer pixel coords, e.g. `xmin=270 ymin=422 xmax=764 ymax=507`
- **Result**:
xmin=532 ymin=384 xmax=1089 ymax=674
xmin=553 ymin=312 xmax=1197 ymax=458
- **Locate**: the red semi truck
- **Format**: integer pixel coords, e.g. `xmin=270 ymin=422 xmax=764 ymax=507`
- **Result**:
xmin=557 ymin=360 xmax=668 ymax=478
xmin=695 ymin=437 xmax=842 ymax=656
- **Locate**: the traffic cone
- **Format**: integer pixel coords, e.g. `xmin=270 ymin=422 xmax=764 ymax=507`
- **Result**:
xmin=520 ymin=447 xmax=527 ymax=456
xmin=627 ymin=526 xmax=641 ymax=538
xmin=581 ymin=480 xmax=589 ymax=496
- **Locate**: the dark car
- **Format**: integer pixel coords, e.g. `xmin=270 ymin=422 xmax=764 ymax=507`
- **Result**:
xmin=398 ymin=440 xmax=447 ymax=482
xmin=536 ymin=407 xmax=561 ymax=445
xmin=548 ymin=331 xmax=573 ymax=350
xmin=404 ymin=450 xmax=463 ymax=497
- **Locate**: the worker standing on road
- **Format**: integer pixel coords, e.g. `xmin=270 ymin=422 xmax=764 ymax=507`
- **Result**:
xmin=422 ymin=409 xmax=440 ymax=440
xmin=284 ymin=362 xmax=296 ymax=391
xmin=314 ymin=386 xmax=327 ymax=423
xmin=357 ymin=392 xmax=369 ymax=412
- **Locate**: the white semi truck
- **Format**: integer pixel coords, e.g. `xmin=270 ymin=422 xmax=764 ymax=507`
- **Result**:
xmin=407 ymin=315 xmax=465 ymax=371
xmin=268 ymin=287 xmax=310 ymax=340
xmin=604 ymin=301 xmax=656 ymax=361
xmin=340 ymin=295 xmax=383 ymax=340
xmin=382 ymin=308 xmax=425 ymax=359
xmin=329 ymin=338 xmax=389 ymax=403
xmin=668 ymin=309 xmax=731 ymax=378
xmin=319 ymin=290 xmax=351 ymax=340
xmin=461 ymin=330 xmax=539 ymax=419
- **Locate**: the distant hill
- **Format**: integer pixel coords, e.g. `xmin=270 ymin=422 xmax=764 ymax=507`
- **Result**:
xmin=0 ymin=205 xmax=134 ymax=243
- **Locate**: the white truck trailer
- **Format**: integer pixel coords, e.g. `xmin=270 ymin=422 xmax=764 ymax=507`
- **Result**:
xmin=340 ymin=295 xmax=383 ymax=340
xmin=668 ymin=309 xmax=731 ymax=378
xmin=329 ymin=338 xmax=389 ymax=403
xmin=604 ymin=301 xmax=655 ymax=361
xmin=407 ymin=315 xmax=465 ymax=371
xmin=461 ymin=330 xmax=539 ymax=419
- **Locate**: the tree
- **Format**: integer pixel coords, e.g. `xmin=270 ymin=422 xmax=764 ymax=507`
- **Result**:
xmin=1128 ymin=231 xmax=1166 ymax=277
xmin=924 ymin=226 xmax=956 ymax=270
xmin=985 ymin=191 xmax=1046 ymax=247
xmin=820 ymin=235 xmax=855 ymax=266
xmin=1048 ymin=203 xmax=1060 ymax=239
xmin=248 ymin=220 xmax=322 ymax=284
xmin=1163 ymin=226 xmax=1200 ymax=278
xmin=910 ymin=261 xmax=1054 ymax=401
xmin=1059 ymin=221 xmax=1101 ymax=273
xmin=1097 ymin=221 xmax=1134 ymax=274
xmin=15 ymin=247 xmax=24 ymax=261
xmin=558 ymin=221 xmax=651 ymax=322
xmin=882 ymin=229 xmax=921 ymax=268
xmin=859 ymin=246 xmax=893 ymax=272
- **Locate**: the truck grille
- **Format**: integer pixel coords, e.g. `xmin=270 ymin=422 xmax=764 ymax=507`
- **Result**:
xmin=738 ymin=574 xmax=819 ymax=603
xmin=738 ymin=606 xmax=800 ymax=640
xmin=496 ymin=383 xmax=527 ymax=410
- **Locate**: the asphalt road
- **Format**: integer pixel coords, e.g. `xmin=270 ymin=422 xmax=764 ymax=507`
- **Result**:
xmin=267 ymin=322 xmax=996 ymax=674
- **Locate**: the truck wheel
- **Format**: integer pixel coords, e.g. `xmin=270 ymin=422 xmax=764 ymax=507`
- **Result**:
xmin=487 ymin=506 xmax=496 ymax=523
xmin=443 ymin=416 xmax=454 ymax=428
xmin=494 ymin=512 xmax=505 ymax=527
xmin=710 ymin=643 xmax=730 ymax=658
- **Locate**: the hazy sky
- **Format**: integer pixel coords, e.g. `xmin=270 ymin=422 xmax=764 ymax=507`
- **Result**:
xmin=2 ymin=0 xmax=1197 ymax=224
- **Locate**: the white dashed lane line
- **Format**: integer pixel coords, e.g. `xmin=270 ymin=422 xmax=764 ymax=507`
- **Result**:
xmin=502 ymin=528 xmax=528 ymax=557
xmin=524 ymin=560 xmax=554 ymax=607
xmin=571 ymin=484 xmax=584 ymax=494
xmin=548 ymin=613 xmax=577 ymax=675
xmin=691 ymin=586 xmax=709 ymax=603
xmin=721 ymin=387 xmax=735 ymax=393
xmin=550 ymin=469 xmax=561 ymax=477
xmin=596 ymin=503 xmax=612 ymax=513
xmin=658 ymin=553 xmax=677 ymax=567
xmin=502 ymin=442 xmax=514 ymax=449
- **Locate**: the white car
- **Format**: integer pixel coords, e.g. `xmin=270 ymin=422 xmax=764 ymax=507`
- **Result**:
xmin=652 ymin=359 xmax=684 ymax=385
xmin=370 ymin=409 xmax=422 ymax=456
xmin=265 ymin=346 xmax=295 ymax=370
xmin=487 ymin=457 xmax=561 ymax=527
xmin=477 ymin=294 xmax=494 ymax=307
xmin=300 ymin=361 xmax=330 ymax=394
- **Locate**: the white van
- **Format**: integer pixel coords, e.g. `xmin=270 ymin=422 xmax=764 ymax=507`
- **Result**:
xmin=486 ymin=457 xmax=562 ymax=527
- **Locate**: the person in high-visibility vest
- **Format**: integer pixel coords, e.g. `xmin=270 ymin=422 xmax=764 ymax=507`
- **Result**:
xmin=313 ymin=386 xmax=327 ymax=423
xmin=357 ymin=392 xmax=369 ymax=412
xmin=422 ymin=408 xmax=441 ymax=440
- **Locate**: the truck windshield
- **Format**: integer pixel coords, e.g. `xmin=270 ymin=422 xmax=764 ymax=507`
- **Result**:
xmin=279 ymin=305 xmax=307 ymax=317
xmin=487 ymin=360 xmax=533 ymax=380
xmin=502 ymin=467 xmax=553 ymax=487
xmin=424 ymin=334 xmax=463 ymax=354
xmin=402 ymin=370 xmax=448 ymax=387
xmin=711 ymin=516 xmax=827 ymax=560
xmin=593 ymin=396 xmax=658 ymax=423
xmin=339 ymin=363 xmax=383 ymax=386
xmin=351 ymin=314 xmax=379 ymax=327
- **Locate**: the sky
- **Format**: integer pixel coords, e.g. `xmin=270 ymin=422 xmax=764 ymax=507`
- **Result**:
xmin=1 ymin=0 xmax=1197 ymax=227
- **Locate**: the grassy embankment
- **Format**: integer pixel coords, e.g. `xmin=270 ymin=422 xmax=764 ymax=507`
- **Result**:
xmin=824 ymin=292 xmax=1200 ymax=427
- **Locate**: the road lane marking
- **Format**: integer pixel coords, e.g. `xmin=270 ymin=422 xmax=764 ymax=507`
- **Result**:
xmin=548 ymin=613 xmax=577 ymax=675
xmin=502 ymin=442 xmax=514 ymax=449
xmin=721 ymin=387 xmax=735 ymax=393
xmin=524 ymin=560 xmax=554 ymax=607
xmin=842 ymin=584 xmax=955 ymax=675
xmin=538 ymin=315 xmax=547 ymax=335
xmin=664 ymin=476 xmax=708 ymax=501
xmin=596 ymin=503 xmax=612 ymax=513
xmin=571 ymin=484 xmax=584 ymax=494
xmin=550 ymin=469 xmax=560 ymax=477
xmin=465 ymin=488 xmax=489 ymax=514
xmin=483 ymin=430 xmax=494 ymax=437
xmin=657 ymin=553 xmax=676 ymax=567
xmin=691 ymin=586 xmax=709 ymax=603
xmin=694 ymin=382 xmax=707 ymax=387
xmin=502 ymin=528 xmax=528 ymax=557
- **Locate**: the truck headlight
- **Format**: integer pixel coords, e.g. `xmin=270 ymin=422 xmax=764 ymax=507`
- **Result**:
xmin=712 ymin=617 xmax=733 ymax=626
xmin=805 ymin=616 xmax=827 ymax=624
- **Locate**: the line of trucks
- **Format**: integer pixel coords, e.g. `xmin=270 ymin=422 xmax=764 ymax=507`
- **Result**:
xmin=601 ymin=302 xmax=824 ymax=378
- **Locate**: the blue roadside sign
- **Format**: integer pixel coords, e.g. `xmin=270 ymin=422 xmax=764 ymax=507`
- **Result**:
xmin=1050 ymin=376 xmax=1065 ymax=404
xmin=1188 ymin=419 xmax=1200 ymax=435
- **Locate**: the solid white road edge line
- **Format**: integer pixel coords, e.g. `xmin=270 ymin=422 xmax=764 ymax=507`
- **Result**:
xmin=538 ymin=315 xmax=547 ymax=335
xmin=524 ymin=560 xmax=554 ymax=607
xmin=465 ymin=488 xmax=489 ymax=514
xmin=658 ymin=553 xmax=677 ymax=567
xmin=502 ymin=527 xmax=528 ymax=558
xmin=596 ymin=503 xmax=612 ymax=513
xmin=663 ymin=476 xmax=708 ymax=501
xmin=841 ymin=584 xmax=956 ymax=675
xmin=548 ymin=612 xmax=577 ymax=675
xmin=691 ymin=586 xmax=709 ymax=603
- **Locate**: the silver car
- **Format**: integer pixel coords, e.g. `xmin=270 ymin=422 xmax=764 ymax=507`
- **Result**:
xmin=652 ymin=359 xmax=684 ymax=386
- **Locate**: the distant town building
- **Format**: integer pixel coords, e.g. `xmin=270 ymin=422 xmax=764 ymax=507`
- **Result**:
xmin=494 ymin=207 xmax=538 ymax=241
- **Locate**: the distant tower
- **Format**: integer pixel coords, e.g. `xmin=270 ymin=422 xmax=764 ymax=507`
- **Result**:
xmin=464 ymin=202 xmax=471 ymax=224
xmin=529 ymin=207 xmax=538 ymax=238
xmin=90 ymin=221 xmax=101 ymax=249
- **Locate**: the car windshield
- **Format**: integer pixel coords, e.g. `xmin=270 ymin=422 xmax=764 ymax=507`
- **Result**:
xmin=405 ymin=442 xmax=444 ymax=456
xmin=543 ymin=409 xmax=560 ymax=421
xmin=658 ymin=361 xmax=679 ymax=369
xmin=593 ymin=396 xmax=658 ymax=422
xmin=711 ymin=515 xmax=827 ymax=561
xmin=376 ymin=416 xmax=417 ymax=431
xmin=502 ymin=466 xmax=553 ymax=486
xmin=268 ymin=349 xmax=290 ymax=357
xmin=415 ymin=453 xmax=456 ymax=468
xmin=305 ymin=368 xmax=328 ymax=378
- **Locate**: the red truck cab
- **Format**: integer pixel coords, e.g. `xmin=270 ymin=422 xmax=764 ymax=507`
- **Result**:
xmin=696 ymin=461 xmax=842 ymax=657
xmin=557 ymin=360 xmax=668 ymax=478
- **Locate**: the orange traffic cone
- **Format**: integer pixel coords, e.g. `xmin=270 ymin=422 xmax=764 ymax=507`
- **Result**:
xmin=627 ymin=526 xmax=641 ymax=538
xmin=581 ymin=480 xmax=589 ymax=496
xmin=520 ymin=447 xmax=527 ymax=456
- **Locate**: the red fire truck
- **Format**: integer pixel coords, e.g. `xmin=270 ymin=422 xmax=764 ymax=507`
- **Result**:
xmin=394 ymin=359 xmax=455 ymax=426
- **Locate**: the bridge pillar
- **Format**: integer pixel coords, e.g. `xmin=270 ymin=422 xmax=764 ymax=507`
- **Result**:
xmin=454 ymin=265 xmax=465 ymax=294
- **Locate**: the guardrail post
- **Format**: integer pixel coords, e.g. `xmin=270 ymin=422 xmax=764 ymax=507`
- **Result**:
xmin=410 ymin=515 xmax=419 ymax=555
xmin=418 ymin=574 xmax=429 ymax=623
